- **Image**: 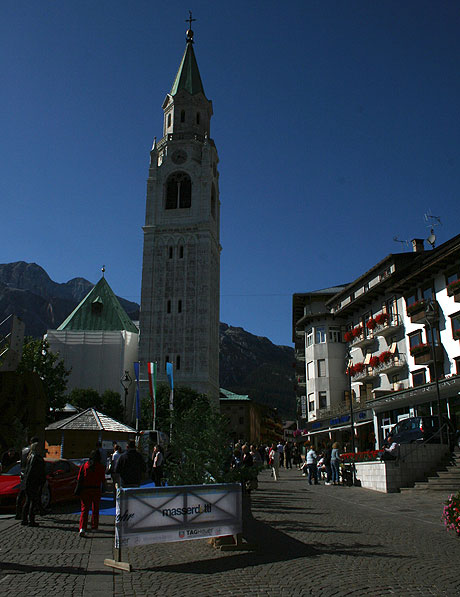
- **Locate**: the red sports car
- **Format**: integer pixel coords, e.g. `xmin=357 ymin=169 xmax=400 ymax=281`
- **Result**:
xmin=0 ymin=458 xmax=80 ymax=511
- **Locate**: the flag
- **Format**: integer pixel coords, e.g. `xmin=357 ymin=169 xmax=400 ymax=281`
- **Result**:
xmin=166 ymin=362 xmax=174 ymax=390
xmin=147 ymin=362 xmax=157 ymax=424
xmin=133 ymin=362 xmax=140 ymax=422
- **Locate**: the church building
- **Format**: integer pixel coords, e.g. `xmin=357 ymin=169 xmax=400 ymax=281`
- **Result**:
xmin=139 ymin=25 xmax=220 ymax=405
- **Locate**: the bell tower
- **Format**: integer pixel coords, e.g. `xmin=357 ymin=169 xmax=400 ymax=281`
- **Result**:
xmin=139 ymin=24 xmax=220 ymax=405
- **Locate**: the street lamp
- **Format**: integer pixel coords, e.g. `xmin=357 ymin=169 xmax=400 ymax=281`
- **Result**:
xmin=423 ymin=300 xmax=444 ymax=443
xmin=120 ymin=371 xmax=132 ymax=423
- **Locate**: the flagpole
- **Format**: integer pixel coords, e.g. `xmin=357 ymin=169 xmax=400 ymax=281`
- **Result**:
xmin=153 ymin=361 xmax=157 ymax=431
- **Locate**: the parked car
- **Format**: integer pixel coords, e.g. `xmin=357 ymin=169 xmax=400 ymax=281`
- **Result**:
xmin=387 ymin=416 xmax=456 ymax=449
xmin=0 ymin=458 xmax=80 ymax=511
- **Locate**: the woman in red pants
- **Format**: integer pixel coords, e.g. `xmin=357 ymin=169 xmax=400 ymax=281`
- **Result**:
xmin=77 ymin=450 xmax=106 ymax=537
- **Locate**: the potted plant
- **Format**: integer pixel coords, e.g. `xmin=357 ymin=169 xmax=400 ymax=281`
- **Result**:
xmin=406 ymin=299 xmax=427 ymax=316
xmin=409 ymin=343 xmax=431 ymax=357
xmin=447 ymin=279 xmax=460 ymax=297
xmin=442 ymin=492 xmax=460 ymax=536
xmin=379 ymin=351 xmax=392 ymax=364
xmin=352 ymin=362 xmax=364 ymax=376
xmin=366 ymin=318 xmax=376 ymax=330
xmin=375 ymin=312 xmax=389 ymax=326
xmin=369 ymin=356 xmax=380 ymax=368
xmin=352 ymin=325 xmax=363 ymax=338
xmin=344 ymin=331 xmax=353 ymax=343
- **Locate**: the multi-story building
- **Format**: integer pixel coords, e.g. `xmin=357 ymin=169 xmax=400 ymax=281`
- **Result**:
xmin=293 ymin=234 xmax=460 ymax=450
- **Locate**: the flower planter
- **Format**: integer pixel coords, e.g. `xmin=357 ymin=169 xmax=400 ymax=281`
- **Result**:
xmin=454 ymin=292 xmax=460 ymax=304
xmin=410 ymin=309 xmax=429 ymax=323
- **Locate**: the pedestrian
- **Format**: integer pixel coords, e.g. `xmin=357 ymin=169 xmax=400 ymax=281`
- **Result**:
xmin=21 ymin=442 xmax=46 ymax=527
xmin=292 ymin=443 xmax=301 ymax=468
xmin=110 ymin=444 xmax=122 ymax=497
xmin=269 ymin=443 xmax=280 ymax=481
xmin=306 ymin=446 xmax=319 ymax=485
xmin=95 ymin=440 xmax=107 ymax=465
xmin=381 ymin=435 xmax=400 ymax=461
xmin=323 ymin=444 xmax=332 ymax=485
xmin=277 ymin=441 xmax=284 ymax=467
xmin=15 ymin=436 xmax=39 ymax=520
xmin=284 ymin=442 xmax=292 ymax=469
xmin=331 ymin=442 xmax=341 ymax=485
xmin=76 ymin=450 xmax=106 ymax=537
xmin=151 ymin=444 xmax=164 ymax=487
xmin=1 ymin=447 xmax=19 ymax=473
xmin=114 ymin=440 xmax=145 ymax=487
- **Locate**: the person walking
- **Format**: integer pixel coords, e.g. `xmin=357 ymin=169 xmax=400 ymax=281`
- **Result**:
xmin=115 ymin=440 xmax=145 ymax=488
xmin=77 ymin=450 xmax=106 ymax=537
xmin=331 ymin=442 xmax=342 ymax=485
xmin=306 ymin=446 xmax=319 ymax=485
xmin=284 ymin=442 xmax=292 ymax=469
xmin=323 ymin=444 xmax=332 ymax=485
xmin=15 ymin=436 xmax=39 ymax=520
xmin=151 ymin=444 xmax=164 ymax=487
xmin=110 ymin=444 xmax=122 ymax=497
xmin=21 ymin=442 xmax=46 ymax=527
xmin=269 ymin=443 xmax=280 ymax=481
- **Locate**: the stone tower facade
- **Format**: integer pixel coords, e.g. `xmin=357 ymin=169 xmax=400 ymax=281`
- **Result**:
xmin=139 ymin=28 xmax=220 ymax=405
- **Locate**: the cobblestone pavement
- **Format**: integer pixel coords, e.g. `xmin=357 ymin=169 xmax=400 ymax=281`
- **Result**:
xmin=1 ymin=468 xmax=459 ymax=596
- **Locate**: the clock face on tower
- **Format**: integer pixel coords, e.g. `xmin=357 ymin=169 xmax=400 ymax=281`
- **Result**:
xmin=171 ymin=149 xmax=187 ymax=165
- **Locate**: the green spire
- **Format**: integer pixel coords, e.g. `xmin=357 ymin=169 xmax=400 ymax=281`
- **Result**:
xmin=170 ymin=34 xmax=205 ymax=97
xmin=57 ymin=276 xmax=138 ymax=333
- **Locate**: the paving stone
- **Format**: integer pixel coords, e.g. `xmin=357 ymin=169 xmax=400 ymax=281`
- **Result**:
xmin=1 ymin=470 xmax=459 ymax=595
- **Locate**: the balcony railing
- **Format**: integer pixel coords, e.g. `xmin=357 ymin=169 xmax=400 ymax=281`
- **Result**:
xmin=350 ymin=332 xmax=375 ymax=349
xmin=351 ymin=366 xmax=378 ymax=382
xmin=374 ymin=314 xmax=403 ymax=337
xmin=376 ymin=352 xmax=407 ymax=375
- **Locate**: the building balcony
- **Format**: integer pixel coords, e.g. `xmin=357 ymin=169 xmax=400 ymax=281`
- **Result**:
xmin=350 ymin=332 xmax=375 ymax=349
xmin=376 ymin=352 xmax=407 ymax=375
xmin=407 ymin=300 xmax=439 ymax=324
xmin=374 ymin=314 xmax=403 ymax=337
xmin=351 ymin=365 xmax=378 ymax=383
xmin=410 ymin=344 xmax=444 ymax=366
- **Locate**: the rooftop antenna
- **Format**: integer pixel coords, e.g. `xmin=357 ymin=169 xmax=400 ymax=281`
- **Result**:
xmin=424 ymin=211 xmax=442 ymax=249
xmin=393 ymin=236 xmax=410 ymax=251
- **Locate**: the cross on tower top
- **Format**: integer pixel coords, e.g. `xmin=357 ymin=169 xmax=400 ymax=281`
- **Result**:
xmin=185 ymin=11 xmax=196 ymax=43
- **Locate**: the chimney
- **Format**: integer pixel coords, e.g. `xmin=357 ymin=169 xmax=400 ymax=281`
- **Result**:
xmin=411 ymin=238 xmax=425 ymax=253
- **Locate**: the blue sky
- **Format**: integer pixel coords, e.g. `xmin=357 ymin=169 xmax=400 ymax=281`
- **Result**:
xmin=2 ymin=1 xmax=459 ymax=347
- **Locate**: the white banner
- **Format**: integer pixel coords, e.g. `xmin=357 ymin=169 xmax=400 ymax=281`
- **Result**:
xmin=115 ymin=483 xmax=242 ymax=548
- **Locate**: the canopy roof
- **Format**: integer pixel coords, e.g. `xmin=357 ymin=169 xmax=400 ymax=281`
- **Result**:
xmin=46 ymin=407 xmax=136 ymax=433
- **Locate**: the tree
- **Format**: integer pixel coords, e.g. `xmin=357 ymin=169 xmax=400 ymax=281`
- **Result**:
xmin=101 ymin=390 xmax=124 ymax=422
xmin=68 ymin=388 xmax=102 ymax=411
xmin=18 ymin=337 xmax=70 ymax=420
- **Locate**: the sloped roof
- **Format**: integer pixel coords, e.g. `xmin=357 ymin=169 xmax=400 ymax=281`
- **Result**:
xmin=46 ymin=408 xmax=136 ymax=433
xmin=219 ymin=388 xmax=250 ymax=401
xmin=170 ymin=41 xmax=205 ymax=97
xmin=57 ymin=276 xmax=138 ymax=333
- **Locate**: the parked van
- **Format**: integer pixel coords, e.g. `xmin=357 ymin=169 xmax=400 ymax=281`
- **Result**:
xmin=388 ymin=416 xmax=455 ymax=449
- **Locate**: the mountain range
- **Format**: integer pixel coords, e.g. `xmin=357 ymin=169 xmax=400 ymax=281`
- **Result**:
xmin=0 ymin=262 xmax=295 ymax=416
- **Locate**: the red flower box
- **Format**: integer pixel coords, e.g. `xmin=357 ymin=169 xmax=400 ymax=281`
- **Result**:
xmin=366 ymin=318 xmax=376 ymax=330
xmin=410 ymin=343 xmax=431 ymax=357
xmin=379 ymin=351 xmax=392 ymax=363
xmin=352 ymin=362 xmax=364 ymax=376
xmin=375 ymin=312 xmax=389 ymax=325
xmin=344 ymin=331 xmax=353 ymax=343
xmin=369 ymin=356 xmax=380 ymax=368
xmin=352 ymin=325 xmax=363 ymax=338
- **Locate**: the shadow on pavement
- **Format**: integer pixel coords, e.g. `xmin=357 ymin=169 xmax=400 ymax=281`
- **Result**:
xmin=0 ymin=561 xmax=113 ymax=576
xmin=133 ymin=510 xmax=406 ymax=575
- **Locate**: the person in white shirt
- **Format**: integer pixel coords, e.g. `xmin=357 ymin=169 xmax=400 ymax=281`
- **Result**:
xmin=306 ymin=447 xmax=319 ymax=485
xmin=111 ymin=444 xmax=122 ymax=497
xmin=269 ymin=443 xmax=280 ymax=481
